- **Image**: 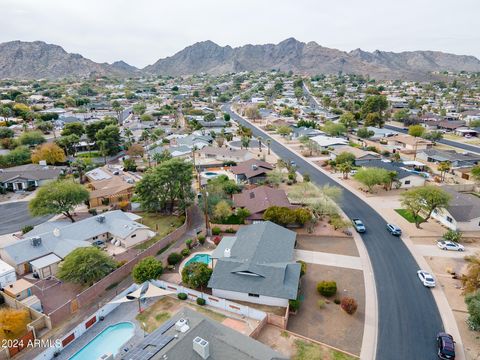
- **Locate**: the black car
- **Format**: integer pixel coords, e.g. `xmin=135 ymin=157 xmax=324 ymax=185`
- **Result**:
xmin=437 ymin=332 xmax=455 ymax=359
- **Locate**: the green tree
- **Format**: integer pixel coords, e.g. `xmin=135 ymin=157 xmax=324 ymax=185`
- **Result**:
xmin=132 ymin=256 xmax=163 ymax=284
xmin=335 ymin=152 xmax=355 ymax=165
xmin=57 ymin=247 xmax=117 ymax=285
xmin=213 ymin=200 xmax=232 ymax=222
xmin=56 ymin=134 xmax=80 ymax=156
xmin=181 ymin=262 xmax=212 ymax=290
xmin=408 ymin=125 xmax=426 ymax=160
xmin=135 ymin=158 xmax=194 ymax=213
xmin=263 ymin=206 xmax=297 ymax=226
xmin=339 ymin=112 xmax=357 ymax=130
xmin=96 ymin=125 xmax=121 ymax=156
xmin=364 ymin=112 xmax=384 ymax=128
xmin=0 ymin=127 xmax=14 ymax=139
xmin=223 ymin=113 xmax=231 ymax=121
xmin=361 ymin=95 xmax=388 ymax=118
xmin=443 ymin=229 xmax=462 ymax=243
xmin=204 ymin=112 xmax=216 ymax=121
xmin=85 ymin=119 xmax=116 ymax=143
xmin=437 ymin=161 xmax=451 ymax=182
xmin=322 ymin=121 xmax=346 ymax=136
xmin=29 ymin=179 xmax=89 ymax=222
xmin=18 ymin=131 xmax=45 ymax=147
xmin=277 ymin=125 xmax=292 ymax=137
xmin=337 ymin=162 xmax=352 ymax=179
xmin=471 ymin=165 xmax=480 ymax=182
xmin=133 ymin=102 xmax=147 ymax=115
xmin=393 ymin=109 xmax=410 ymax=122
xmin=153 ymin=149 xmax=173 ymax=164
xmin=357 ymin=127 xmax=375 ymax=139
xmin=266 ymin=170 xmax=285 ymax=187
xmin=111 ymin=100 xmax=124 ymax=123
xmin=353 ymin=167 xmax=390 ymax=193
xmin=400 ymin=186 xmax=451 ymax=228
xmin=61 ymin=122 xmax=85 ymax=137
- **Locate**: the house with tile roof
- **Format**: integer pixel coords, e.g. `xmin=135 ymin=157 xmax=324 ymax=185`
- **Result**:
xmin=229 ymin=159 xmax=274 ymax=184
xmin=208 ymin=222 xmax=300 ymax=307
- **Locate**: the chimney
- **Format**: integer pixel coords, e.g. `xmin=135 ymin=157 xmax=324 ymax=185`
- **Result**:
xmin=224 ymin=248 xmax=231 ymax=258
xmin=193 ymin=337 xmax=210 ymax=359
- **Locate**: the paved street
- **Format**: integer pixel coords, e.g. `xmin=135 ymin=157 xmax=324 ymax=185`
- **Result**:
xmin=0 ymin=201 xmax=53 ymax=235
xmin=224 ymin=104 xmax=444 ymax=360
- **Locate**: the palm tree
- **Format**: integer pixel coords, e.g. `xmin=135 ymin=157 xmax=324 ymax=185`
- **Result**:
xmin=337 ymin=162 xmax=352 ymax=179
xmin=257 ymin=136 xmax=263 ymax=152
xmin=123 ymin=128 xmax=134 ymax=148
xmin=438 ymin=161 xmax=451 ymax=182
xmin=266 ymin=139 xmax=271 ymax=155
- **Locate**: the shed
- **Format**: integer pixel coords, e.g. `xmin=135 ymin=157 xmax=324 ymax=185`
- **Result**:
xmin=3 ymin=279 xmax=33 ymax=300
xmin=30 ymin=254 xmax=62 ymax=279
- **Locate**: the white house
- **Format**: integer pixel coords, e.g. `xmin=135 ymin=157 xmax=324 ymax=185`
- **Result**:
xmin=310 ymin=135 xmax=348 ymax=149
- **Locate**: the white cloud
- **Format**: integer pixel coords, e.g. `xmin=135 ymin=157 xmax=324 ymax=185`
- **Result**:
xmin=1 ymin=0 xmax=478 ymax=68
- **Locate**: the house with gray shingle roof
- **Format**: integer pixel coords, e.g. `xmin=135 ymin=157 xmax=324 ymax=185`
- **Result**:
xmin=432 ymin=186 xmax=480 ymax=231
xmin=0 ymin=164 xmax=64 ymax=192
xmin=0 ymin=211 xmax=154 ymax=276
xmin=208 ymin=222 xmax=300 ymax=307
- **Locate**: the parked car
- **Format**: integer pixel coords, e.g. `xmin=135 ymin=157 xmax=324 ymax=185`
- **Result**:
xmin=417 ymin=270 xmax=436 ymax=287
xmin=92 ymin=240 xmax=106 ymax=249
xmin=437 ymin=240 xmax=464 ymax=252
xmin=386 ymin=223 xmax=402 ymax=236
xmin=352 ymin=219 xmax=366 ymax=233
xmin=436 ymin=332 xmax=455 ymax=359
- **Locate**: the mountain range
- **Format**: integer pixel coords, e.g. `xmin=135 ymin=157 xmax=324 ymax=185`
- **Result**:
xmin=1 ymin=38 xmax=480 ymax=80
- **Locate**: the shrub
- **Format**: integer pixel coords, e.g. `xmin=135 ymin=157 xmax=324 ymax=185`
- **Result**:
xmin=22 ymin=225 xmax=33 ymax=234
xmin=317 ymin=299 xmax=325 ymax=309
xmin=198 ymin=235 xmax=206 ymax=245
xmin=341 ymin=297 xmax=358 ymax=315
xmin=196 ymin=298 xmax=206 ymax=306
xmin=117 ymin=260 xmax=127 ymax=268
xmin=443 ymin=229 xmax=462 ymax=243
xmin=334 ymin=298 xmax=341 ymax=305
xmin=181 ymin=248 xmax=190 ymax=257
xmin=212 ymin=227 xmax=221 ymax=235
xmin=167 ymin=252 xmax=182 ymax=265
xmin=317 ymin=281 xmax=337 ymax=297
xmin=186 ymin=239 xmax=193 ymax=249
xmin=178 ymin=293 xmax=187 ymax=300
xmin=289 ymin=298 xmax=301 ymax=312
xmin=132 ymin=256 xmax=163 ymax=284
xmin=213 ymin=236 xmax=222 ymax=245
xmin=225 ymin=228 xmax=236 ymax=233
xmin=88 ymin=209 xmax=98 ymax=216
xmin=297 ymin=260 xmax=307 ymax=277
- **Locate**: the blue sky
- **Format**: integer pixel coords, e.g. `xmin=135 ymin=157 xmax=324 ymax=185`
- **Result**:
xmin=1 ymin=0 xmax=479 ymax=68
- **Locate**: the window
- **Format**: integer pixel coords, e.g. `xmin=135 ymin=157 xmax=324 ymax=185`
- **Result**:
xmin=446 ymin=216 xmax=453 ymax=223
xmin=131 ymin=234 xmax=137 ymax=238
xmin=404 ymin=180 xmax=411 ymax=185
xmin=248 ymin=293 xmax=260 ymax=298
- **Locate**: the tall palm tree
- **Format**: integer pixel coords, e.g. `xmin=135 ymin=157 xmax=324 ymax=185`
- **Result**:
xmin=266 ymin=139 xmax=271 ymax=155
xmin=257 ymin=136 xmax=263 ymax=152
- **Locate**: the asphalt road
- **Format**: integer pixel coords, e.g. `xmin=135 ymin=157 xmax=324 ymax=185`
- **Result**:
xmin=0 ymin=201 xmax=53 ymax=235
xmin=384 ymin=124 xmax=480 ymax=154
xmin=223 ymin=104 xmax=444 ymax=360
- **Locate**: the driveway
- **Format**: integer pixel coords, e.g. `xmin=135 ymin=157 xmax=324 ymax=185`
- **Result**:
xmin=0 ymin=201 xmax=53 ymax=235
xmin=225 ymin=104 xmax=444 ymax=360
xmin=415 ymin=244 xmax=476 ymax=258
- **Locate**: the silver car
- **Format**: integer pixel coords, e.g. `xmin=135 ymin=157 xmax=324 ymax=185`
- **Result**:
xmin=437 ymin=240 xmax=464 ymax=251
xmin=417 ymin=270 xmax=436 ymax=288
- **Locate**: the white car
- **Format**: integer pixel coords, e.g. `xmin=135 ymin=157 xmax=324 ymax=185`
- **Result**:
xmin=417 ymin=270 xmax=436 ymax=288
xmin=437 ymin=240 xmax=465 ymax=252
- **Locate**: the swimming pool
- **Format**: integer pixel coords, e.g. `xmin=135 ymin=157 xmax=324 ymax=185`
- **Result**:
xmin=185 ymin=253 xmax=212 ymax=267
xmin=69 ymin=322 xmax=135 ymax=360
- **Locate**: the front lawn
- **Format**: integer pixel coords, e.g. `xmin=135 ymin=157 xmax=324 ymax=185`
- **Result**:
xmin=395 ymin=209 xmax=424 ymax=223
xmin=293 ymin=339 xmax=357 ymax=360
xmin=134 ymin=213 xmax=185 ymax=250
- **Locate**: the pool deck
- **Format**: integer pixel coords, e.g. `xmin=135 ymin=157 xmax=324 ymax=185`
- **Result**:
xmin=55 ymin=300 xmax=144 ymax=360
xmin=178 ymin=250 xmax=213 ymax=275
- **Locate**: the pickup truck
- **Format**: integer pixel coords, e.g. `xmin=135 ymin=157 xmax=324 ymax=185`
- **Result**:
xmin=352 ymin=218 xmax=366 ymax=233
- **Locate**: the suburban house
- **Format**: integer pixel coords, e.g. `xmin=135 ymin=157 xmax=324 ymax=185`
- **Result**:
xmin=197 ymin=119 xmax=228 ymax=128
xmin=208 ymin=221 xmax=301 ymax=307
xmin=232 ymin=185 xmax=295 ymax=223
xmin=174 ymin=134 xmax=213 ymax=149
xmin=363 ymin=126 xmax=397 ymax=140
xmin=291 ymin=126 xmax=324 ymax=139
xmin=361 ymin=160 xmax=426 ymax=189
xmin=386 ymin=134 xmax=433 ymax=152
xmin=0 ymin=211 xmax=154 ymax=276
xmin=330 ymin=146 xmax=381 ymax=166
xmin=85 ymin=166 xmax=139 ymax=208
xmin=0 ymin=164 xmax=64 ymax=192
xmin=436 ymin=120 xmax=466 ymax=131
xmin=229 ymin=159 xmax=274 ymax=184
xmin=125 ymin=307 xmax=286 ymax=360
xmin=310 ymin=135 xmax=348 ymax=149
xmin=197 ymin=146 xmax=254 ymax=163
xmin=432 ymin=186 xmax=480 ymax=232
xmin=417 ymin=149 xmax=480 ymax=168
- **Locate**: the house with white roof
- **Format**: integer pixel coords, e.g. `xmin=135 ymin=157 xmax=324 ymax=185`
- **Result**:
xmin=310 ymin=135 xmax=348 ymax=149
xmin=0 ymin=211 xmax=155 ymax=276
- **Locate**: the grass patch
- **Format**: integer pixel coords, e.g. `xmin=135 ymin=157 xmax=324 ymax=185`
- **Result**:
xmin=194 ymin=305 xmax=227 ymax=322
xmin=395 ymin=209 xmax=424 ymax=223
xmin=280 ymin=330 xmax=290 ymax=338
xmin=293 ymin=339 xmax=356 ymax=360
xmin=136 ymin=308 xmax=171 ymax=333
xmin=134 ymin=213 xmax=185 ymax=250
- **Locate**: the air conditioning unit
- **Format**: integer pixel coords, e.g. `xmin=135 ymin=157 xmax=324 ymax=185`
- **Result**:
xmin=96 ymin=215 xmax=106 ymax=223
xmin=175 ymin=318 xmax=189 ymax=333
xmin=193 ymin=337 xmax=210 ymax=359
xmin=224 ymin=248 xmax=231 ymax=258
xmin=98 ymin=353 xmax=113 ymax=360
xmin=30 ymin=237 xmax=42 ymax=247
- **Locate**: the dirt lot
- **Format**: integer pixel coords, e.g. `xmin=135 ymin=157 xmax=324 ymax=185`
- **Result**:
xmin=296 ymin=235 xmax=359 ymax=257
xmin=288 ymin=264 xmax=365 ymax=355
xmin=257 ymin=325 xmax=357 ymax=360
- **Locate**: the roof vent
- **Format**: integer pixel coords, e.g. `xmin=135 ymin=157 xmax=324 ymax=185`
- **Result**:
xmin=30 ymin=237 xmax=42 ymax=247
xmin=224 ymin=248 xmax=231 ymax=258
xmin=96 ymin=215 xmax=106 ymax=223
xmin=53 ymin=228 xmax=61 ymax=237
xmin=251 ymin=164 xmax=258 ymax=170
xmin=249 ymin=192 xmax=255 ymax=199
xmin=175 ymin=318 xmax=189 ymax=333
xmin=193 ymin=337 xmax=210 ymax=360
